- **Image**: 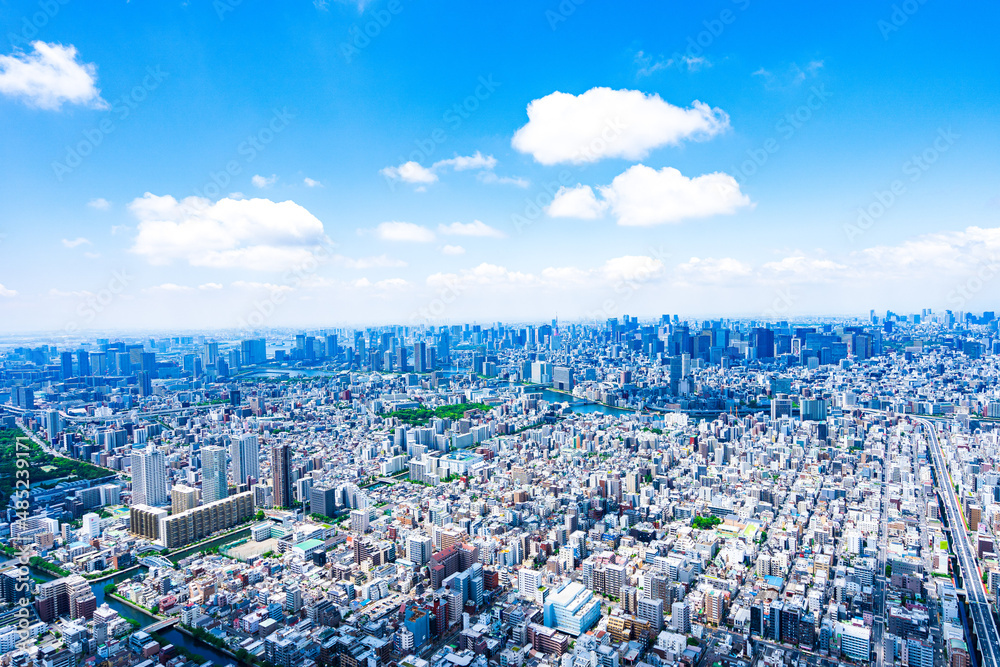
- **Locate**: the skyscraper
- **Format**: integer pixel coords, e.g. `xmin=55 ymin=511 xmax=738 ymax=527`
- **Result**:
xmin=203 ymin=341 xmax=219 ymax=366
xmin=201 ymin=445 xmax=228 ymax=504
xmin=271 ymin=443 xmax=292 ymax=509
xmin=241 ymin=338 xmax=267 ymax=366
xmin=414 ymin=341 xmax=426 ymax=373
xmin=76 ymin=349 xmax=91 ymax=377
xmin=131 ymin=445 xmax=168 ymax=507
xmin=137 ymin=371 xmax=153 ymax=397
xmin=230 ymin=433 xmax=260 ymax=487
xmin=60 ymin=351 xmax=74 ymax=379
xmin=45 ymin=410 xmax=60 ymax=443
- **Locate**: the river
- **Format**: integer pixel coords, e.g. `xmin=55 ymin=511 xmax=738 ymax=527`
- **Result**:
xmin=530 ymin=387 xmax=635 ymax=416
xmin=7 ymin=531 xmax=247 ymax=666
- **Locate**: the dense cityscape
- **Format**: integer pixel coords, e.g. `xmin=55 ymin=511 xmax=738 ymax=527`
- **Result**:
xmin=4 ymin=3 xmax=997 ymax=667
xmin=2 ymin=312 xmax=1000 ymax=667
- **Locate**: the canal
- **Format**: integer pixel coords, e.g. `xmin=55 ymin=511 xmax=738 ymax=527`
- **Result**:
xmin=9 ymin=531 xmax=249 ymax=666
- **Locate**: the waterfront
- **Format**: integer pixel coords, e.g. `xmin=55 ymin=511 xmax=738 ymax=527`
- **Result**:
xmin=7 ymin=531 xmax=248 ymax=667
xmin=535 ymin=387 xmax=635 ymax=416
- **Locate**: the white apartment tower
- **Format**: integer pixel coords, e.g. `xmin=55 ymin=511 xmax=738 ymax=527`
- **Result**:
xmin=131 ymin=445 xmax=167 ymax=507
xmin=201 ymin=445 xmax=229 ymax=504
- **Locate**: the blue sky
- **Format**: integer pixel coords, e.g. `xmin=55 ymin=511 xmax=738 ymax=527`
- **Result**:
xmin=1 ymin=0 xmax=998 ymax=332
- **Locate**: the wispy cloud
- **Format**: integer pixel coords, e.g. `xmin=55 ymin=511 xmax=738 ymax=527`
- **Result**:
xmin=438 ymin=220 xmax=506 ymax=238
xmin=380 ymin=151 xmax=523 ymax=189
xmin=251 ymin=174 xmax=278 ymax=188
xmin=634 ymin=50 xmax=710 ymax=77
xmin=753 ymin=60 xmax=824 ymax=89
xmin=374 ymin=221 xmax=435 ymax=243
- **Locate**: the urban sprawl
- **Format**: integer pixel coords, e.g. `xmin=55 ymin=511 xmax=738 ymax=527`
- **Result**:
xmin=3 ymin=311 xmax=1000 ymax=667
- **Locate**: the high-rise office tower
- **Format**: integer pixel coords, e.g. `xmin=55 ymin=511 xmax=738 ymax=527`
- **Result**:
xmin=203 ymin=341 xmax=219 ymax=366
xmin=241 ymin=338 xmax=267 ymax=366
xmin=60 ymin=351 xmax=74 ymax=379
xmin=271 ymin=443 xmax=292 ymax=509
xmin=141 ymin=352 xmax=157 ymax=377
xmin=76 ymin=349 xmax=91 ymax=377
xmin=230 ymin=433 xmax=261 ymax=487
xmin=414 ymin=342 xmax=426 ymax=373
xmin=45 ymin=410 xmax=60 ymax=443
xmin=137 ymin=371 xmax=153 ymax=397
xmin=89 ymin=352 xmax=107 ymax=376
xmin=131 ymin=445 xmax=168 ymax=506
xmin=201 ymin=445 xmax=228 ymax=504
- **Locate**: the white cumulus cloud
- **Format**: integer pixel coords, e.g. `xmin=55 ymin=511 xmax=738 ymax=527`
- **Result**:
xmin=0 ymin=41 xmax=107 ymax=110
xmin=128 ymin=193 xmax=329 ymax=270
xmin=0 ymin=284 xmax=17 ymax=297
xmin=548 ymin=165 xmax=752 ymax=226
xmin=601 ymin=255 xmax=665 ymax=283
xmin=547 ymin=185 xmax=607 ymax=219
xmin=512 ymin=87 xmax=729 ymax=165
xmin=379 ymin=161 xmax=438 ymax=185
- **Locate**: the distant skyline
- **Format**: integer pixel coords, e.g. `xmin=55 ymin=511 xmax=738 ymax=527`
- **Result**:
xmin=1 ymin=1 xmax=998 ymax=332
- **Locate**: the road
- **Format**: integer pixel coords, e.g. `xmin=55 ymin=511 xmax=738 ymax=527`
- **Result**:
xmin=5 ymin=402 xmax=218 ymax=424
xmin=919 ymin=416 xmax=1000 ymax=667
xmin=874 ymin=472 xmax=888 ymax=667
